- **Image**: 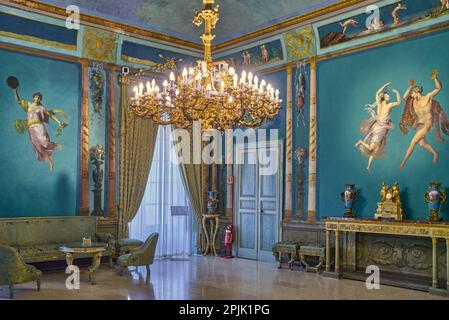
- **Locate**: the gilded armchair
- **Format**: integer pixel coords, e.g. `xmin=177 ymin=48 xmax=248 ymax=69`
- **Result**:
xmin=117 ymin=233 xmax=159 ymax=278
xmin=0 ymin=245 xmax=42 ymax=299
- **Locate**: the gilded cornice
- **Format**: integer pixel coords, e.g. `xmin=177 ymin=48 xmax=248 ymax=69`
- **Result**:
xmin=4 ymin=0 xmax=365 ymax=52
xmin=212 ymin=0 xmax=365 ymax=51
xmin=4 ymin=0 xmax=203 ymax=51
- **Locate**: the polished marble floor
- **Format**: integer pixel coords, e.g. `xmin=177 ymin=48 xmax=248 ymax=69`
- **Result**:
xmin=1 ymin=256 xmax=447 ymax=300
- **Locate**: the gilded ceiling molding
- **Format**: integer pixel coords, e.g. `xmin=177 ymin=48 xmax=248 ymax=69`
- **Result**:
xmin=212 ymin=0 xmax=365 ymax=51
xmin=0 ymin=30 xmax=76 ymax=51
xmin=4 ymin=0 xmax=365 ymax=53
xmin=3 ymin=0 xmax=203 ymax=51
xmin=317 ymin=21 xmax=449 ymax=62
xmin=0 ymin=41 xmax=78 ymax=62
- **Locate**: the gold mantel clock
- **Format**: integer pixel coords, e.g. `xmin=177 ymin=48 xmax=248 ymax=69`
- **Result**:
xmin=374 ymin=182 xmax=404 ymax=221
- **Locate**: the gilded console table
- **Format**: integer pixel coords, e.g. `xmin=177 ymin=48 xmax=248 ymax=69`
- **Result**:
xmin=324 ymin=218 xmax=449 ymax=294
xmin=202 ymin=214 xmax=220 ymax=256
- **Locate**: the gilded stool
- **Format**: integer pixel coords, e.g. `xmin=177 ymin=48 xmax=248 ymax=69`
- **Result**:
xmin=299 ymin=245 xmax=325 ymax=273
xmin=272 ymin=242 xmax=301 ymax=270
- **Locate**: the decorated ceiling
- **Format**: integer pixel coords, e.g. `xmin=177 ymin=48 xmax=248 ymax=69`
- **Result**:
xmin=42 ymin=0 xmax=338 ymax=43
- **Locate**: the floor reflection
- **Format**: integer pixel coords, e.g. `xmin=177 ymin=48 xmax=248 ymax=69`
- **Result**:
xmin=1 ymin=256 xmax=447 ymax=300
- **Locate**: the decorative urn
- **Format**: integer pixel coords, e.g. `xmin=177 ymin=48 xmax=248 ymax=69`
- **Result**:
xmin=341 ymin=184 xmax=359 ymax=218
xmin=207 ymin=191 xmax=219 ymax=214
xmin=425 ymin=183 xmax=446 ymax=222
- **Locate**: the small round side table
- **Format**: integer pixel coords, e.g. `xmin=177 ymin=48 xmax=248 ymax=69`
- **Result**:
xmin=202 ymin=214 xmax=220 ymax=256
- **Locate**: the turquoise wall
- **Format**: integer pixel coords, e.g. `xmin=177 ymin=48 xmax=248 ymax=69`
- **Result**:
xmin=0 ymin=48 xmax=80 ymax=217
xmin=317 ymin=29 xmax=449 ymax=221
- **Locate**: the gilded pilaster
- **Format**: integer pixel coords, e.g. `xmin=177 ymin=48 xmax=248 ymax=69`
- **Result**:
xmin=307 ymin=56 xmax=317 ymax=222
xmin=107 ymin=65 xmax=118 ymax=218
xmin=80 ymin=58 xmax=90 ymax=216
xmin=284 ymin=62 xmax=293 ymax=222
xmin=225 ymin=130 xmax=233 ymax=219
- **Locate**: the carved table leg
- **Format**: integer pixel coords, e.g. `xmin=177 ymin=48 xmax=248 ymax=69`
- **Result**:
xmin=300 ymin=255 xmax=308 ymax=271
xmin=274 ymin=252 xmax=281 ymax=268
xmin=335 ymin=230 xmax=340 ymax=275
xmin=326 ymin=230 xmax=331 ymax=272
xmin=202 ymin=216 xmax=210 ymax=256
xmin=317 ymin=256 xmax=324 ymax=272
xmin=65 ymin=253 xmax=74 ymax=266
xmin=432 ymin=237 xmax=439 ymax=289
xmin=211 ymin=217 xmax=219 ymax=256
xmin=88 ymin=252 xmax=102 ymax=285
xmin=288 ymin=254 xmax=296 ymax=270
xmin=447 ymin=239 xmax=449 ymax=290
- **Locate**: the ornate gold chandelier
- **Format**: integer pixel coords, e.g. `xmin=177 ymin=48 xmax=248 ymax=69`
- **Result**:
xmin=130 ymin=0 xmax=282 ymax=131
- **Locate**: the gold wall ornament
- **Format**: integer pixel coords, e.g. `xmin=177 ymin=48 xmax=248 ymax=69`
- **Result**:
xmin=82 ymin=27 xmax=117 ymax=63
xmin=374 ymin=182 xmax=404 ymax=221
xmin=284 ymin=25 xmax=316 ymax=61
xmin=128 ymin=0 xmax=282 ymax=132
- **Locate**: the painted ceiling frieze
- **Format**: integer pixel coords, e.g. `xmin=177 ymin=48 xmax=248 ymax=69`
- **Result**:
xmin=315 ymin=0 xmax=449 ymax=53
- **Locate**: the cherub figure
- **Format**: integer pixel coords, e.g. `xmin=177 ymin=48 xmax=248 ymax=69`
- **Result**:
xmin=392 ymin=182 xmax=400 ymax=203
xmin=441 ymin=0 xmax=449 ymax=13
xmin=339 ymin=19 xmax=358 ymax=34
xmin=392 ymin=3 xmax=407 ymax=26
xmin=152 ymin=54 xmax=182 ymax=72
xmin=261 ymin=45 xmax=269 ymax=64
xmin=380 ymin=182 xmax=388 ymax=201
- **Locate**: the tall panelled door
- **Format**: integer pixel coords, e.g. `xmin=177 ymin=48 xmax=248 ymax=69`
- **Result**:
xmin=235 ymin=142 xmax=282 ymax=262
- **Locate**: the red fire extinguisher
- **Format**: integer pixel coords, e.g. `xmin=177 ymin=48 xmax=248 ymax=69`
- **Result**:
xmin=221 ymin=224 xmax=234 ymax=259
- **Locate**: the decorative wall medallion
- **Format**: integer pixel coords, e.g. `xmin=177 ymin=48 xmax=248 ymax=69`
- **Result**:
xmin=284 ymin=25 xmax=316 ymax=61
xmin=82 ymin=27 xmax=117 ymax=63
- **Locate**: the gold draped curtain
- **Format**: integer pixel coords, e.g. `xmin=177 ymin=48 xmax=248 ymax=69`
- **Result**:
xmin=118 ymin=76 xmax=158 ymax=238
xmin=173 ymin=126 xmax=209 ymax=252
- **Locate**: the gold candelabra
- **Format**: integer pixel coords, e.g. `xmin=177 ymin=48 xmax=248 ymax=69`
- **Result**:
xmin=129 ymin=0 xmax=282 ymax=131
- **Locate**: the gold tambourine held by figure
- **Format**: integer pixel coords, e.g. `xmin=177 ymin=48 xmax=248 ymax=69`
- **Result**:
xmin=6 ymin=76 xmax=19 ymax=90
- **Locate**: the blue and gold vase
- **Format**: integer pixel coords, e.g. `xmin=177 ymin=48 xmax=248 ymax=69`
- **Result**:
xmin=341 ymin=184 xmax=359 ymax=218
xmin=425 ymin=183 xmax=446 ymax=222
xmin=207 ymin=191 xmax=219 ymax=214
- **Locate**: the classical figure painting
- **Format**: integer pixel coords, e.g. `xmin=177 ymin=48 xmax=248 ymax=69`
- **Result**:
xmin=355 ymin=82 xmax=401 ymax=173
xmin=319 ymin=0 xmax=449 ymax=49
xmin=399 ymin=71 xmax=448 ymax=169
xmin=222 ymin=39 xmax=283 ymax=69
xmin=6 ymin=76 xmax=68 ymax=173
xmin=356 ymin=71 xmax=448 ymax=173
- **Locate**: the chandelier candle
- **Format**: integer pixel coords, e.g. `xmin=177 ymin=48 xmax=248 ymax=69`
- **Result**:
xmin=129 ymin=0 xmax=282 ymax=131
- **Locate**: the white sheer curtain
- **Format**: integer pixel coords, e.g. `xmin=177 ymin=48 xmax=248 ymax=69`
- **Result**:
xmin=129 ymin=126 xmax=192 ymax=259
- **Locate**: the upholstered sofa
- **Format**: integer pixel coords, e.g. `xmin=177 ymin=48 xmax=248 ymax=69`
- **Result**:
xmin=0 ymin=216 xmax=115 ymax=264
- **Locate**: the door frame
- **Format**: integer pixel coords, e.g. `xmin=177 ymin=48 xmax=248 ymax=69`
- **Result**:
xmin=233 ymin=139 xmax=284 ymax=261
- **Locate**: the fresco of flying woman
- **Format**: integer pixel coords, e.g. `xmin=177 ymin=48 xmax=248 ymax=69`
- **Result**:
xmin=355 ymin=82 xmax=401 ymax=173
xmin=7 ymin=77 xmax=68 ymax=173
